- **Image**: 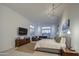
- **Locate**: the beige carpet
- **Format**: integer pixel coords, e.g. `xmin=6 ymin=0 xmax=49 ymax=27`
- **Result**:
xmin=16 ymin=42 xmax=36 ymax=53
xmin=1 ymin=42 xmax=58 ymax=56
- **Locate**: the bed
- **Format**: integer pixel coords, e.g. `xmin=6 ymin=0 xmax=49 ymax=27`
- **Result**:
xmin=34 ymin=37 xmax=66 ymax=53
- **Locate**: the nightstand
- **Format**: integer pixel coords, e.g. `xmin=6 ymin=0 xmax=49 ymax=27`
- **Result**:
xmin=61 ymin=48 xmax=79 ymax=56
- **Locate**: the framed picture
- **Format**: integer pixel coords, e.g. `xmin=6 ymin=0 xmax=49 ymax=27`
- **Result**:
xmin=62 ymin=19 xmax=70 ymax=33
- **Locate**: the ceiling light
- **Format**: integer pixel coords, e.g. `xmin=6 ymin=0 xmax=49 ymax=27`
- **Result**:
xmin=48 ymin=3 xmax=62 ymax=17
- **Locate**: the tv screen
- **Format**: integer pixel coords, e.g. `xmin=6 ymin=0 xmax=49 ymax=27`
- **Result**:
xmin=18 ymin=27 xmax=28 ymax=35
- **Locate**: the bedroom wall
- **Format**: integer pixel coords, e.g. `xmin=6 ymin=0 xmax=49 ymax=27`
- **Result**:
xmin=0 ymin=5 xmax=32 ymax=52
xmin=69 ymin=4 xmax=79 ymax=52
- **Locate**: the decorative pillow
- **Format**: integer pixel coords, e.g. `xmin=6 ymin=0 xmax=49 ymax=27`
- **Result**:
xmin=54 ymin=37 xmax=61 ymax=43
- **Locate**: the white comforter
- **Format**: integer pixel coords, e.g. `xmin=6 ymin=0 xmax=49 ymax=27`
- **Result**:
xmin=34 ymin=39 xmax=66 ymax=50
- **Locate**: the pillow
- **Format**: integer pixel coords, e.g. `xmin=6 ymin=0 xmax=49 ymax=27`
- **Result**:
xmin=54 ymin=37 xmax=61 ymax=43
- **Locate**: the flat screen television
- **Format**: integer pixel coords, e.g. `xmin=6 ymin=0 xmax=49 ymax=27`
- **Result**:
xmin=18 ymin=27 xmax=28 ymax=35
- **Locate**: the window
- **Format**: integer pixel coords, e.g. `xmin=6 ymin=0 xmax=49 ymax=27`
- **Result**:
xmin=42 ymin=27 xmax=51 ymax=29
xmin=42 ymin=29 xmax=51 ymax=33
xmin=41 ymin=27 xmax=51 ymax=38
xmin=30 ymin=25 xmax=35 ymax=36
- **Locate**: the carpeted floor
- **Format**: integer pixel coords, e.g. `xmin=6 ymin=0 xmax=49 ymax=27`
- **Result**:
xmin=16 ymin=42 xmax=36 ymax=53
xmin=15 ymin=42 xmax=59 ymax=56
xmin=0 ymin=42 xmax=59 ymax=56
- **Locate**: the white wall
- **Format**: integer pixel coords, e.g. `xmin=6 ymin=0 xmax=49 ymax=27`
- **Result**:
xmin=0 ymin=5 xmax=32 ymax=52
xmin=69 ymin=4 xmax=79 ymax=52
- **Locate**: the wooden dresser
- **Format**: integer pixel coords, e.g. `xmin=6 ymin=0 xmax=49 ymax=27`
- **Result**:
xmin=61 ymin=48 xmax=79 ymax=56
xmin=15 ymin=37 xmax=30 ymax=47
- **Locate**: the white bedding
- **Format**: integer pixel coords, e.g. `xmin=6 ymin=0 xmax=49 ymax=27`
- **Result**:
xmin=34 ymin=38 xmax=66 ymax=50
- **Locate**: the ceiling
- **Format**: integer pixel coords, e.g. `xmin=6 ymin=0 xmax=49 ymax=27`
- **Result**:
xmin=2 ymin=3 xmax=66 ymax=25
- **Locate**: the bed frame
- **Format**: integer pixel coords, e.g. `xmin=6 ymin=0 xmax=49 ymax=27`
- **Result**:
xmin=35 ymin=48 xmax=61 ymax=54
xmin=35 ymin=37 xmax=71 ymax=55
